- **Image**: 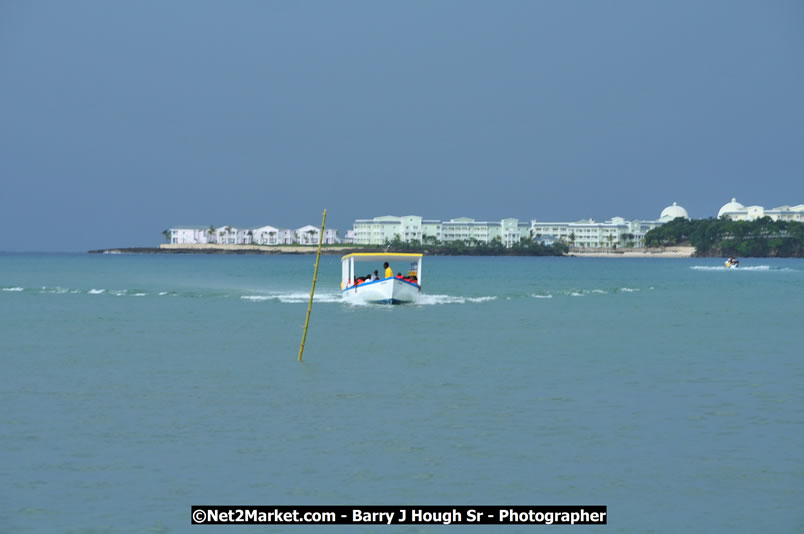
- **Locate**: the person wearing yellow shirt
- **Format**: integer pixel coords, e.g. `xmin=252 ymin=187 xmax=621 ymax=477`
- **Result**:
xmin=383 ymin=262 xmax=393 ymax=279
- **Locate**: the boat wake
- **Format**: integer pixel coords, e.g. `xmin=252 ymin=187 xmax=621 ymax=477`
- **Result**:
xmin=530 ymin=287 xmax=641 ymax=299
xmin=416 ymin=294 xmax=497 ymax=305
xmin=3 ymin=285 xmax=657 ymax=303
xmin=689 ymin=265 xmax=793 ymax=272
xmin=241 ymin=292 xmax=342 ymax=304
xmin=239 ymin=292 xmax=499 ymax=306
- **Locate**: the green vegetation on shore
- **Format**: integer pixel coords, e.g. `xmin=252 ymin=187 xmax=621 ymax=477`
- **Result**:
xmin=644 ymin=218 xmax=804 ymax=257
xmin=380 ymin=236 xmax=569 ymax=256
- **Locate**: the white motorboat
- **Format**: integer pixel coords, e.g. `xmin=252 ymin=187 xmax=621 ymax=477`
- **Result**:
xmin=341 ymin=253 xmax=423 ymax=304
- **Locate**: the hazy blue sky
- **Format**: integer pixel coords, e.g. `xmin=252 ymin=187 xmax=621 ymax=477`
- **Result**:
xmin=2 ymin=1 xmax=802 ymax=251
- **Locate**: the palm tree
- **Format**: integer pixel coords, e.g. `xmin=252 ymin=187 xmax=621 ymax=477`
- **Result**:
xmin=305 ymin=229 xmax=317 ymax=245
xmin=162 ymin=229 xmax=171 ymax=243
xmin=569 ymin=232 xmax=576 ymax=248
xmin=246 ymin=230 xmax=253 ymax=245
xmin=606 ymin=233 xmax=615 ymax=251
xmin=268 ymin=230 xmax=277 ymax=245
xmin=207 ymin=225 xmax=216 ymax=244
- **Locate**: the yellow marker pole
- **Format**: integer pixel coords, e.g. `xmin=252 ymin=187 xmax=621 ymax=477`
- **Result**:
xmin=298 ymin=209 xmax=327 ymax=362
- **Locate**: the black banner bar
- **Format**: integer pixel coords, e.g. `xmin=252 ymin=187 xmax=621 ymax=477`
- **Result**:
xmin=191 ymin=505 xmax=607 ymax=525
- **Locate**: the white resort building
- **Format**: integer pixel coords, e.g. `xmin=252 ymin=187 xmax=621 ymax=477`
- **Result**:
xmin=167 ymin=226 xmax=212 ymax=244
xmin=167 ymin=224 xmax=340 ymax=245
xmin=352 ymin=216 xmax=442 ymax=246
xmin=352 ymin=215 xmax=531 ymax=247
xmin=294 ymin=226 xmax=340 ymax=245
xmin=718 ymin=198 xmax=804 ymax=222
xmin=350 ymin=203 xmax=689 ymax=249
xmin=252 ymin=225 xmax=281 ymax=245
xmin=440 ymin=218 xmax=530 ymax=247
xmin=530 ymin=202 xmax=689 ymax=249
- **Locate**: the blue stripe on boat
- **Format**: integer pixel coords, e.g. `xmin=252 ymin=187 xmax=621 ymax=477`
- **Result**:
xmin=341 ymin=277 xmax=420 ymax=293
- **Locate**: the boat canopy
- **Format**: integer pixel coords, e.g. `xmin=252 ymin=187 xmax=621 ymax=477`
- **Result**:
xmin=341 ymin=252 xmax=423 ymax=262
xmin=341 ymin=253 xmax=423 ymax=288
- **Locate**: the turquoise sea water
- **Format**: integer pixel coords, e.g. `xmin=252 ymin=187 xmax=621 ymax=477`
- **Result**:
xmin=1 ymin=253 xmax=802 ymax=533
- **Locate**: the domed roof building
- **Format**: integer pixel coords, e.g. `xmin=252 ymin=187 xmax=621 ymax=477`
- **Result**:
xmin=718 ymin=198 xmax=745 ymax=218
xmin=659 ymin=202 xmax=689 ymax=222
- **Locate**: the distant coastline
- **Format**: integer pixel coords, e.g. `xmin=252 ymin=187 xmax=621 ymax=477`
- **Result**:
xmin=88 ymin=243 xmax=696 ymax=257
xmin=89 ymin=244 xmax=355 ymax=255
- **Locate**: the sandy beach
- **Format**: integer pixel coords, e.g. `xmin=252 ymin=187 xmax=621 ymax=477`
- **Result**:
xmin=568 ymin=246 xmax=695 ymax=258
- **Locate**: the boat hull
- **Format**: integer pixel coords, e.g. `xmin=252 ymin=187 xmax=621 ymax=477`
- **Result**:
xmin=342 ymin=278 xmax=420 ymax=304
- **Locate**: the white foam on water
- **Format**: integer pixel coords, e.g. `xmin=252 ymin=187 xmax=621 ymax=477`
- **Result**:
xmin=731 ymin=265 xmax=772 ymax=271
xmin=569 ymin=292 xmax=585 ymax=297
xmin=690 ymin=265 xmax=778 ymax=272
xmin=466 ymin=296 xmax=497 ymax=303
xmin=590 ymin=289 xmax=607 ymax=294
xmin=241 ymin=292 xmax=342 ymax=304
xmin=415 ymin=294 xmax=497 ymax=305
xmin=620 ymin=287 xmax=640 ymax=292
xmin=279 ymin=292 xmax=341 ymax=304
xmin=40 ymin=286 xmax=69 ymax=294
xmin=417 ymin=294 xmax=466 ymax=305
xmin=110 ymin=290 xmax=126 ymax=297
xmin=88 ymin=289 xmax=105 ymax=294
xmin=158 ymin=292 xmax=168 ymax=296
xmin=132 ymin=293 xmax=147 ymax=297
xmin=531 ymin=294 xmax=553 ymax=299
xmin=2 ymin=287 xmax=24 ymax=292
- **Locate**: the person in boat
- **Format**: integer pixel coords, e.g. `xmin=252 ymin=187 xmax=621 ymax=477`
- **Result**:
xmin=396 ymin=272 xmax=404 ymax=279
xmin=372 ymin=270 xmax=380 ymax=281
xmin=384 ymin=262 xmax=393 ymax=278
